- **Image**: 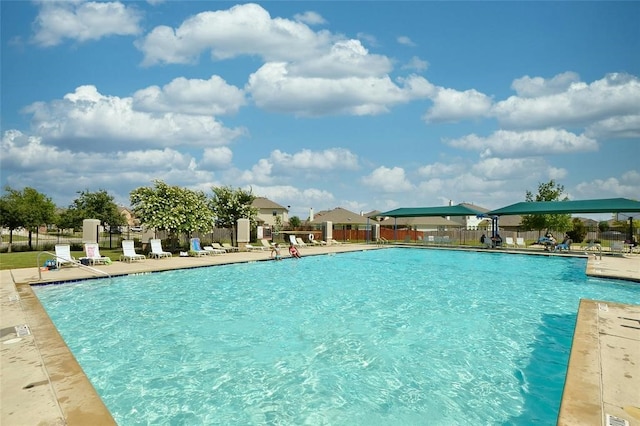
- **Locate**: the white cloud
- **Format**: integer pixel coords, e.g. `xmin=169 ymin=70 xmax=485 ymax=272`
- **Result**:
xmin=574 ymin=170 xmax=640 ymax=199
xmin=287 ymin=39 xmax=393 ymax=78
xmin=201 ymin=147 xmax=233 ymax=169
xmin=238 ymin=158 xmax=274 ymax=185
xmin=511 ymin=72 xmax=581 ymax=98
xmin=32 ymin=1 xmax=142 ymax=47
xmin=417 ymin=162 xmax=464 ymax=178
xmin=397 ymin=36 xmax=416 ymax=46
xmin=402 ymin=56 xmax=429 ymax=72
xmin=22 ymin=85 xmax=246 ymax=151
xmin=133 ymin=75 xmax=246 ymax=116
xmin=269 ymin=148 xmax=359 ymax=170
xmin=361 ymin=166 xmax=414 ymax=192
xmin=585 ymin=114 xmax=640 ymax=139
xmin=136 ymin=3 xmax=333 ymax=66
xmin=293 ymin=11 xmax=326 ymax=25
xmin=447 ymin=128 xmax=598 ymax=157
xmin=247 ymin=63 xmax=433 ymax=116
xmin=0 ymin=129 xmax=214 ymax=205
xmin=424 ymin=87 xmax=493 ymax=123
xmin=471 ymin=157 xmax=552 ymax=181
xmin=251 ymin=185 xmax=335 ymax=214
xmin=493 ymin=73 xmax=640 ymax=131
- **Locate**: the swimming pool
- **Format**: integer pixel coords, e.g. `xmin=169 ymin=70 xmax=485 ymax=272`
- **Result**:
xmin=34 ymin=248 xmax=640 ymax=425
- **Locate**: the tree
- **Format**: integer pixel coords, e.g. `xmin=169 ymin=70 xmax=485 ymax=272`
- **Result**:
xmin=566 ymin=218 xmax=587 ymax=243
xmin=68 ymin=190 xmax=125 ymax=229
xmin=598 ymin=221 xmax=610 ymax=232
xmin=0 ymin=186 xmax=56 ymax=251
xmin=288 ymin=216 xmax=301 ymax=229
xmin=209 ymin=186 xmax=257 ymax=245
xmin=520 ymin=180 xmax=572 ymax=234
xmin=130 ymin=181 xmax=213 ymax=247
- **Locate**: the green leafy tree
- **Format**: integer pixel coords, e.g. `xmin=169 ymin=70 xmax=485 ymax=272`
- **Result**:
xmin=209 ymin=186 xmax=257 ymax=245
xmin=68 ymin=189 xmax=125 ymax=229
xmin=130 ymin=181 xmax=214 ymax=247
xmin=598 ymin=221 xmax=610 ymax=232
xmin=566 ymin=218 xmax=587 ymax=243
xmin=288 ymin=216 xmax=301 ymax=229
xmin=521 ymin=180 xmax=572 ymax=234
xmin=0 ymin=186 xmax=56 ymax=250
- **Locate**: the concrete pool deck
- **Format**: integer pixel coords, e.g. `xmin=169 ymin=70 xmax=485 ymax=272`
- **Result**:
xmin=1 ymin=244 xmax=638 ymax=425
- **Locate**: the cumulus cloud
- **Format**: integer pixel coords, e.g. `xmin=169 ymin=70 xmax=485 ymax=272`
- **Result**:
xmin=574 ymin=170 xmax=640 ymax=199
xmin=511 ymin=72 xmax=581 ymax=98
xmin=493 ymin=73 xmax=640 ymax=131
xmin=423 ymin=87 xmax=493 ymax=123
xmin=397 ymin=36 xmax=416 ymax=46
xmin=585 ymin=114 xmax=640 ymax=139
xmin=22 ymin=85 xmax=246 ymax=151
xmin=447 ymin=128 xmax=598 ymax=157
xmin=269 ymin=148 xmax=359 ymax=170
xmin=287 ymin=39 xmax=393 ymax=78
xmin=201 ymin=147 xmax=233 ymax=169
xmin=1 ymin=129 xmax=213 ymax=205
xmin=250 ymin=185 xmax=335 ymax=213
xmin=361 ymin=166 xmax=414 ymax=192
xmin=247 ymin=64 xmax=433 ymax=116
xmin=293 ymin=11 xmax=326 ymax=25
xmin=32 ymin=1 xmax=142 ymax=47
xmin=417 ymin=162 xmax=465 ymax=178
xmin=133 ymin=75 xmax=246 ymax=116
xmin=136 ymin=3 xmax=333 ymax=66
xmin=402 ymin=56 xmax=429 ymax=72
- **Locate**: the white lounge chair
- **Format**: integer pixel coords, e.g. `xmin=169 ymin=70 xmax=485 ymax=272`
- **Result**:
xmin=212 ymin=242 xmax=233 ymax=253
xmin=189 ymin=238 xmax=210 ymax=256
xmin=296 ymin=238 xmax=308 ymax=247
xmin=246 ymin=243 xmax=266 ymax=251
xmin=54 ymin=244 xmax=76 ymax=268
xmin=120 ymin=240 xmax=146 ymax=263
xmin=149 ymin=239 xmax=172 ymax=259
xmin=289 ymin=235 xmax=298 ymax=246
xmin=84 ymin=243 xmax=110 ymax=265
xmin=221 ymin=243 xmax=239 ymax=252
xmin=516 ymin=237 xmax=526 ymax=248
xmin=505 ymin=237 xmax=515 ymax=248
xmin=610 ymin=241 xmax=624 ymax=255
xmin=204 ymin=245 xmax=225 ymax=255
xmin=261 ymin=239 xmax=274 ymax=249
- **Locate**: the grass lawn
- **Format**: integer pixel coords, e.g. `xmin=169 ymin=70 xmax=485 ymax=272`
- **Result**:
xmin=0 ymin=249 xmax=124 ymax=270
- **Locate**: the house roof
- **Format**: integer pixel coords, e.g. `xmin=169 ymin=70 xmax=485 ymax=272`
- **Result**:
xmin=488 ymin=198 xmax=640 ymax=216
xmin=378 ymin=203 xmax=485 ymax=218
xmin=311 ymin=207 xmax=369 ymax=225
xmin=252 ymin=197 xmax=288 ymax=210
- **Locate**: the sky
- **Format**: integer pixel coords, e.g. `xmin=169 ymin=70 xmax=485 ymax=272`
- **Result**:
xmin=1 ymin=1 xmax=639 ymax=220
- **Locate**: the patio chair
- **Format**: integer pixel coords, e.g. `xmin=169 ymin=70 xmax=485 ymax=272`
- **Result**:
xmin=189 ymin=238 xmax=210 ymax=256
xmin=296 ymin=238 xmax=309 ymax=247
xmin=203 ymin=245 xmax=225 ymax=255
xmin=245 ymin=243 xmax=266 ymax=251
xmin=120 ymin=240 xmax=146 ymax=263
xmin=516 ymin=237 xmax=526 ymax=248
xmin=54 ymin=244 xmax=76 ymax=268
xmin=221 ymin=243 xmax=239 ymax=252
xmin=149 ymin=239 xmax=172 ymax=259
xmin=261 ymin=239 xmax=274 ymax=249
xmin=505 ymin=237 xmax=515 ymax=248
xmin=84 ymin=243 xmax=110 ymax=265
xmin=212 ymin=242 xmax=234 ymax=253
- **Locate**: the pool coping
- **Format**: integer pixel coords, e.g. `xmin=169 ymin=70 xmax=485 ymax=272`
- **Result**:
xmin=1 ymin=244 xmax=639 ymax=425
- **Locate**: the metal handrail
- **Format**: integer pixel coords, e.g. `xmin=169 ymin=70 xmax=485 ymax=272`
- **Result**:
xmin=37 ymin=251 xmax=111 ymax=281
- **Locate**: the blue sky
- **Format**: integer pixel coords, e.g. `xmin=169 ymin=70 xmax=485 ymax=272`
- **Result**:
xmin=2 ymin=1 xmax=639 ymax=219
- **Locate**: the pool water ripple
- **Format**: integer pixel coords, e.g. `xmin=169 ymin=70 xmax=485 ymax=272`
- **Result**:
xmin=34 ymin=248 xmax=640 ymax=425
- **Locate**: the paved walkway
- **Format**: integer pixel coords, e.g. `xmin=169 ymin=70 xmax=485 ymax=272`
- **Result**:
xmin=1 ymin=245 xmax=638 ymax=425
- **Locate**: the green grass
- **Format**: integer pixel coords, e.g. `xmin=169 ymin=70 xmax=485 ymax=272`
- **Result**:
xmin=0 ymin=249 xmax=124 ymax=270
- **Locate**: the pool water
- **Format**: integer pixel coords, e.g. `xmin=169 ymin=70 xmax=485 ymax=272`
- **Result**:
xmin=34 ymin=249 xmax=640 ymax=425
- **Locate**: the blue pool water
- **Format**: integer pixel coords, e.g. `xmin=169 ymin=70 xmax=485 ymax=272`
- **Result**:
xmin=34 ymin=249 xmax=639 ymax=425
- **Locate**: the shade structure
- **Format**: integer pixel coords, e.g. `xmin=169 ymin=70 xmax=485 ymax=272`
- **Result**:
xmin=378 ymin=204 xmax=484 ymax=218
xmin=487 ymin=198 xmax=640 ymax=216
